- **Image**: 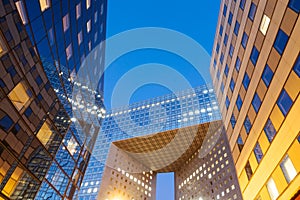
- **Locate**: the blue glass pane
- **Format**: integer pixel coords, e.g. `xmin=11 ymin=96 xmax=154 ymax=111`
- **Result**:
xmin=252 ymin=93 xmax=262 ymax=113
xmin=264 ymin=119 xmax=276 ymax=142
xmin=234 ymin=21 xmax=240 ymax=35
xmin=224 ymin=64 xmax=229 ymax=77
xmin=24 ymin=107 xmax=33 ymax=118
xmin=236 ymin=95 xmax=243 ymax=111
xmin=219 ymin=25 xmax=223 ymax=36
xmin=242 ymin=32 xmax=248 ymax=48
xmin=248 ymin=3 xmax=257 ymax=21
xmin=0 ymin=79 xmax=5 ymax=88
xmin=223 ymin=4 xmax=228 ymax=16
xmin=237 ymin=135 xmax=244 ymax=145
xmin=235 ymin=57 xmax=241 ymax=71
xmin=243 ymin=73 xmax=250 ymax=90
xmin=277 ymin=89 xmax=293 ymax=116
xmin=244 ymin=116 xmax=252 ymax=134
xmin=289 ymin=0 xmax=300 ymax=13
xmin=226 ymin=96 xmax=230 ymax=109
xmin=220 ymin=53 xmax=224 ymax=64
xmin=230 ymin=114 xmax=236 ymax=128
xmin=229 ymin=44 xmax=234 ymax=57
xmin=262 ymin=65 xmax=274 ymax=87
xmin=0 ymin=115 xmax=13 ymax=131
xmin=216 ymin=43 xmax=220 ymax=53
xmin=274 ymin=29 xmax=288 ymax=55
xmin=254 ymin=143 xmax=263 ymax=163
xmin=240 ymin=0 xmax=246 ymax=10
xmin=250 ymin=46 xmax=259 ymax=65
xmin=298 ymin=135 xmax=300 ymax=143
xmin=36 ymin=76 xmax=43 ymax=86
xmin=228 ymin=12 xmax=233 ymax=25
xmin=224 ymin=34 xmax=228 ymax=46
xmin=221 ymin=82 xmax=225 ymax=93
xmin=230 ymin=78 xmax=235 ymax=91
xmin=293 ymin=54 xmax=300 ymax=77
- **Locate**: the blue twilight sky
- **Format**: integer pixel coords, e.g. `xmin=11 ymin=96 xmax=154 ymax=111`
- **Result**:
xmin=104 ymin=0 xmax=221 ymax=199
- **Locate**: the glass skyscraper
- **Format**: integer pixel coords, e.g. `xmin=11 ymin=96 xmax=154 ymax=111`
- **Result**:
xmin=0 ymin=0 xmax=106 ymax=199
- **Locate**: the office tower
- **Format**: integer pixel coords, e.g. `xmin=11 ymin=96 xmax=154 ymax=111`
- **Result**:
xmin=0 ymin=0 xmax=106 ymax=199
xmin=80 ymin=85 xmax=243 ymax=200
xmin=210 ymin=0 xmax=300 ymax=199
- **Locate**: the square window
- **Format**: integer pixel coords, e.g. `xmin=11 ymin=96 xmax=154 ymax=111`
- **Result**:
xmin=229 ymin=44 xmax=234 ymax=57
xmin=252 ymin=93 xmax=261 ymax=113
xmin=76 ymin=3 xmax=81 ymax=19
xmin=250 ymin=46 xmax=259 ymax=65
xmin=235 ymin=57 xmax=241 ymax=71
xmin=37 ymin=121 xmax=54 ymax=148
xmin=288 ymin=0 xmax=300 ymax=13
xmin=230 ymin=114 xmax=236 ymax=128
xmin=24 ymin=107 xmax=33 ymax=118
xmin=230 ymin=78 xmax=235 ymax=91
xmin=277 ymin=89 xmax=293 ymax=116
xmin=260 ymin=14 xmax=271 ymax=35
xmin=224 ymin=64 xmax=229 ymax=77
xmin=223 ymin=4 xmax=227 ymax=16
xmin=274 ymin=29 xmax=288 ymax=55
xmin=267 ymin=178 xmax=279 ymax=200
xmin=248 ymin=3 xmax=257 ymax=21
xmin=0 ymin=115 xmax=14 ymax=132
xmin=262 ymin=64 xmax=273 ymax=87
xmin=39 ymin=0 xmax=50 ymax=12
xmin=264 ymin=119 xmax=276 ymax=142
xmin=293 ymin=54 xmax=300 ymax=77
xmin=254 ymin=142 xmax=263 ymax=163
xmin=35 ymin=76 xmax=43 ymax=86
xmin=234 ymin=21 xmax=240 ymax=35
xmin=87 ymin=20 xmax=91 ymax=33
xmin=228 ymin=12 xmax=233 ymax=25
xmin=63 ymin=14 xmax=70 ymax=32
xmin=240 ymin=0 xmax=246 ymax=10
xmin=236 ymin=95 xmax=243 ymax=111
xmin=244 ymin=116 xmax=252 ymax=134
xmin=8 ymin=82 xmax=30 ymax=111
xmin=243 ymin=73 xmax=250 ymax=90
xmin=280 ymin=155 xmax=297 ymax=183
xmin=241 ymin=32 xmax=248 ymax=48
xmin=15 ymin=1 xmax=28 ymax=24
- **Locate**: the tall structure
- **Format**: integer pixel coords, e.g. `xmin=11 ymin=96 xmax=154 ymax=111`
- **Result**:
xmin=0 ymin=0 xmax=106 ymax=199
xmin=81 ymin=85 xmax=243 ymax=200
xmin=210 ymin=0 xmax=300 ymax=199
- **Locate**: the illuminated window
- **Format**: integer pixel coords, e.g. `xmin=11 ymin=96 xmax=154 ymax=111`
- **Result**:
xmin=260 ymin=15 xmax=270 ymax=35
xmin=76 ymin=3 xmax=81 ymax=19
xmin=87 ymin=20 xmax=91 ymax=33
xmin=15 ymin=1 xmax=28 ymax=24
xmin=66 ymin=43 xmax=72 ymax=60
xmin=3 ymin=167 xmax=24 ymax=197
xmin=63 ymin=14 xmax=70 ymax=32
xmin=8 ymin=82 xmax=30 ymax=111
xmin=280 ymin=155 xmax=297 ymax=183
xmin=37 ymin=121 xmax=54 ymax=148
xmin=0 ymin=34 xmax=7 ymax=55
xmin=66 ymin=136 xmax=78 ymax=155
xmin=86 ymin=0 xmax=91 ymax=9
xmin=78 ymin=31 xmax=83 ymax=45
xmin=39 ymin=0 xmax=50 ymax=12
xmin=266 ymin=178 xmax=279 ymax=200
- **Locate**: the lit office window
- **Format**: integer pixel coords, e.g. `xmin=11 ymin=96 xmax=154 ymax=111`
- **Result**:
xmin=293 ymin=54 xmax=300 ymax=77
xmin=260 ymin=15 xmax=270 ymax=35
xmin=248 ymin=3 xmax=257 ymax=21
xmin=277 ymin=89 xmax=293 ymax=116
xmin=39 ymin=0 xmax=50 ymax=12
xmin=78 ymin=31 xmax=83 ymax=45
xmin=76 ymin=3 xmax=81 ymax=19
xmin=280 ymin=155 xmax=297 ymax=183
xmin=264 ymin=119 xmax=276 ymax=142
xmin=66 ymin=43 xmax=72 ymax=60
xmin=252 ymin=93 xmax=261 ymax=113
xmin=37 ymin=122 xmax=54 ymax=148
xmin=63 ymin=14 xmax=70 ymax=32
xmin=8 ymin=82 xmax=31 ymax=111
xmin=266 ymin=178 xmax=279 ymax=200
xmin=288 ymin=0 xmax=300 ymax=13
xmin=87 ymin=20 xmax=91 ymax=33
xmin=274 ymin=29 xmax=288 ymax=55
xmin=262 ymin=64 xmax=273 ymax=87
xmin=86 ymin=0 xmax=91 ymax=9
xmin=254 ymin=142 xmax=263 ymax=163
xmin=15 ymin=1 xmax=28 ymax=24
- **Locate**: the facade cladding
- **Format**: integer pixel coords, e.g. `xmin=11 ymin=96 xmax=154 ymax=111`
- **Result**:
xmin=80 ymin=85 xmax=242 ymax=200
xmin=210 ymin=0 xmax=300 ymax=199
xmin=0 ymin=0 xmax=106 ymax=199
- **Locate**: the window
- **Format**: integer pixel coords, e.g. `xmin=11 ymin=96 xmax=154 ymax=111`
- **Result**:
xmin=224 ymin=34 xmax=228 ymax=46
xmin=94 ymin=11 xmax=98 ymax=23
xmin=15 ymin=1 xmax=28 ymax=24
xmin=293 ymin=54 xmax=300 ymax=77
xmin=63 ymin=14 xmax=70 ymax=32
xmin=0 ymin=115 xmax=13 ymax=132
xmin=264 ymin=119 xmax=276 ymax=142
xmin=243 ymin=73 xmax=250 ymax=90
xmin=244 ymin=116 xmax=252 ymax=134
xmin=0 ymin=35 xmax=7 ymax=55
xmin=225 ymin=96 xmax=230 ymax=109
xmin=266 ymin=178 xmax=279 ymax=200
xmin=262 ymin=65 xmax=273 ymax=87
xmin=228 ymin=12 xmax=233 ymax=25
xmin=288 ymin=0 xmax=300 ymax=13
xmin=230 ymin=78 xmax=235 ymax=91
xmin=223 ymin=4 xmax=227 ymax=16
xmin=76 ymin=3 xmax=81 ymax=19
xmin=221 ymin=82 xmax=224 ymax=93
xmin=219 ymin=25 xmax=223 ymax=36
xmin=298 ymin=135 xmax=300 ymax=143
xmin=248 ymin=3 xmax=257 ymax=21
xmin=66 ymin=43 xmax=72 ymax=60
xmin=86 ymin=0 xmax=91 ymax=9
xmin=236 ymin=95 xmax=243 ymax=111
xmin=35 ymin=76 xmax=43 ymax=86
xmin=229 ymin=44 xmax=234 ymax=57
xmin=250 ymin=46 xmax=259 ymax=65
xmin=8 ymin=82 xmax=30 ymax=111
xmin=37 ymin=122 xmax=54 ymax=148
xmin=39 ymin=0 xmax=50 ymax=12
xmin=252 ymin=93 xmax=261 ymax=113
xmin=234 ymin=21 xmax=240 ymax=35
xmin=277 ymin=89 xmax=293 ymax=116
xmin=216 ymin=43 xmax=220 ymax=53
xmin=87 ymin=20 xmax=91 ymax=33
xmin=230 ymin=114 xmax=236 ymax=128
xmin=274 ymin=29 xmax=288 ymax=55
xmin=78 ymin=31 xmax=83 ymax=45
xmin=254 ymin=143 xmax=263 ymax=163
xmin=220 ymin=53 xmax=224 ymax=64
xmin=241 ymin=32 xmax=248 ymax=48
xmin=24 ymin=107 xmax=33 ymax=118
xmin=237 ymin=135 xmax=244 ymax=151
xmin=240 ymin=0 xmax=246 ymax=10
xmin=224 ymin=64 xmax=229 ymax=77
xmin=280 ymin=155 xmax=297 ymax=183
xmin=245 ymin=161 xmax=253 ymax=180
xmin=260 ymin=14 xmax=271 ymax=35
xmin=235 ymin=57 xmax=241 ymax=71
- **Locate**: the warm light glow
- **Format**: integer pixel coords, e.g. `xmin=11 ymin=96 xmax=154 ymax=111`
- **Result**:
xmin=260 ymin=14 xmax=270 ymax=35
xmin=8 ymin=82 xmax=30 ymax=111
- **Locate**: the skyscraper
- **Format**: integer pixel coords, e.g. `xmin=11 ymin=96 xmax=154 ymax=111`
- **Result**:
xmin=0 ymin=0 xmax=106 ymax=199
xmin=210 ymin=0 xmax=300 ymax=199
xmin=80 ymin=85 xmax=242 ymax=200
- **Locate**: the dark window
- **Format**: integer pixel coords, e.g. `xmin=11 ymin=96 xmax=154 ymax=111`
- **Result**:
xmin=7 ymin=66 xmax=17 ymax=77
xmin=293 ymin=54 xmax=300 ymax=77
xmin=250 ymin=46 xmax=259 ymax=65
xmin=234 ymin=21 xmax=240 ymax=35
xmin=229 ymin=44 xmax=234 ymax=57
xmin=228 ymin=12 xmax=233 ymax=25
xmin=235 ymin=57 xmax=241 ymax=72
xmin=248 ymin=3 xmax=257 ymax=21
xmin=254 ymin=143 xmax=263 ymax=163
xmin=262 ymin=64 xmax=274 ymax=87
xmin=11 ymin=123 xmax=21 ymax=135
xmin=213 ymin=59 xmax=217 ymax=68
xmin=264 ymin=119 xmax=276 ymax=142
xmin=224 ymin=34 xmax=228 ymax=46
xmin=0 ymin=79 xmax=5 ymax=88
xmin=274 ymin=29 xmax=289 ymax=55
xmin=0 ymin=115 xmax=14 ymax=132
xmin=35 ymin=76 xmax=43 ymax=86
xmin=219 ymin=25 xmax=223 ymax=36
xmin=216 ymin=43 xmax=220 ymax=53
xmin=230 ymin=78 xmax=235 ymax=91
xmin=37 ymin=94 xmax=43 ymax=101
xmin=245 ymin=161 xmax=253 ymax=180
xmin=241 ymin=32 xmax=248 ymax=48
xmin=288 ymin=0 xmax=300 ymax=13
xmin=24 ymin=107 xmax=33 ymax=118
xmin=223 ymin=4 xmax=228 ymax=16
xmin=243 ymin=73 xmax=250 ymax=90
xmin=277 ymin=89 xmax=293 ymax=116
xmin=240 ymin=0 xmax=246 ymax=10
xmin=224 ymin=64 xmax=229 ymax=77
xmin=217 ymin=69 xmax=220 ymax=80
xmin=237 ymin=135 xmax=244 ymax=151
xmin=221 ymin=82 xmax=225 ymax=93
xmin=244 ymin=116 xmax=252 ymax=134
xmin=252 ymin=93 xmax=262 ymax=113
xmin=298 ymin=135 xmax=300 ymax=143
xmin=230 ymin=114 xmax=236 ymax=128
xmin=220 ymin=53 xmax=224 ymax=64
xmin=236 ymin=95 xmax=243 ymax=111
xmin=226 ymin=96 xmax=230 ymax=109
